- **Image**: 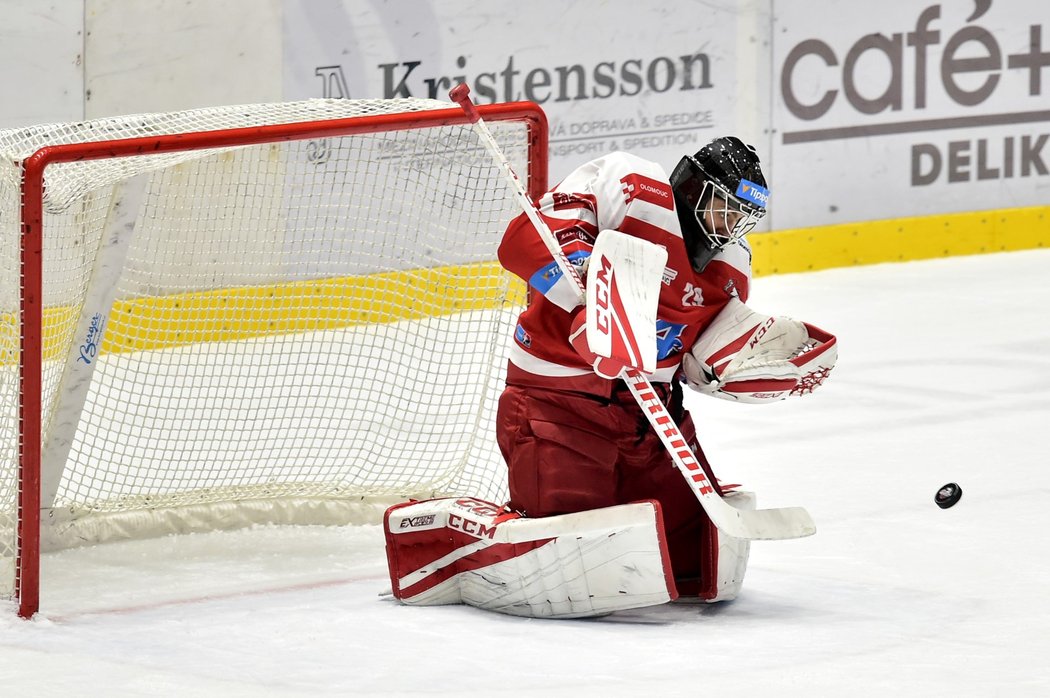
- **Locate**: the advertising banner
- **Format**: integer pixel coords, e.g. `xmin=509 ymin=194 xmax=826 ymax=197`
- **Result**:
xmin=773 ymin=0 xmax=1050 ymax=228
xmin=283 ymin=0 xmax=769 ymax=185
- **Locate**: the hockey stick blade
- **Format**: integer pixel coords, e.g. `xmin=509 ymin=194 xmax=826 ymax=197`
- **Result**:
xmin=704 ymin=500 xmax=815 ymax=541
xmin=623 ymin=368 xmax=816 ymax=541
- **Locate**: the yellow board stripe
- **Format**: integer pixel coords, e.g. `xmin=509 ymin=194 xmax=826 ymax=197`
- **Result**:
xmin=19 ymin=204 xmax=1049 ymax=361
xmin=30 ymin=261 xmax=527 ymax=361
xmin=752 ymin=204 xmax=1049 ymax=276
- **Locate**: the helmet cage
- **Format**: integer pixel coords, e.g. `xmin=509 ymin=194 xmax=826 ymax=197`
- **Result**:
xmin=680 ymin=154 xmax=766 ymax=250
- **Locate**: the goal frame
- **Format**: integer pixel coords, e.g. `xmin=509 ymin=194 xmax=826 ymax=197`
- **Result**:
xmin=15 ymin=100 xmax=549 ymax=619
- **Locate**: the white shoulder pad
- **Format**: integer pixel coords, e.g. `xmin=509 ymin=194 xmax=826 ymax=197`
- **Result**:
xmin=555 ymin=152 xmax=668 ymax=231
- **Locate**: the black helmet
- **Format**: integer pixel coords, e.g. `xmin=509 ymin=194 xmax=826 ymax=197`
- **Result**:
xmin=670 ymin=136 xmax=769 ymax=272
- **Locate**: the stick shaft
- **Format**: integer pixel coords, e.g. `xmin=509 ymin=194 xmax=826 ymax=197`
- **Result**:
xmin=449 ymin=85 xmax=584 ymax=301
xmin=450 ymin=84 xmax=814 ymax=541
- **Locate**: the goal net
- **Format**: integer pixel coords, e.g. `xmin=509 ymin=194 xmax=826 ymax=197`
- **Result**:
xmin=0 ymin=97 xmax=546 ymax=617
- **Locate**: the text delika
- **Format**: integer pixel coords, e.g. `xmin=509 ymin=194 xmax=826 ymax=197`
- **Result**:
xmin=912 ymin=134 xmax=1048 ymax=185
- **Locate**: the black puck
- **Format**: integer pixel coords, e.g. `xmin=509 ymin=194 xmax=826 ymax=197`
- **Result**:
xmin=935 ymin=482 xmax=962 ymax=509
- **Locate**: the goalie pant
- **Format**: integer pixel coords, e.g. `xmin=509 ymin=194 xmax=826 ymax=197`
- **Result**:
xmin=497 ymin=379 xmax=733 ymax=598
xmin=384 ymin=495 xmax=754 ymax=619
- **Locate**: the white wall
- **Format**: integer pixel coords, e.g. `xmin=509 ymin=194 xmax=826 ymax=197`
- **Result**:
xmin=0 ymin=0 xmax=282 ymax=127
xmin=0 ymin=2 xmax=83 ymax=127
xmin=1 ymin=0 xmax=1047 ymax=229
xmin=84 ymin=0 xmax=282 ymax=118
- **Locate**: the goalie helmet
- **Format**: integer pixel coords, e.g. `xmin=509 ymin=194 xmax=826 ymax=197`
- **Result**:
xmin=670 ymin=136 xmax=769 ymax=272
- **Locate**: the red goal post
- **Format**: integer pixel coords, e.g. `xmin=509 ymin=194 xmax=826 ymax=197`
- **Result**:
xmin=7 ymin=98 xmax=548 ymax=618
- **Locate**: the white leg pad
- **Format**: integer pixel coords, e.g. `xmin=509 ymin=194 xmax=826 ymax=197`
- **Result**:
xmin=384 ymin=498 xmax=676 ymax=619
xmin=708 ymin=490 xmax=755 ymax=602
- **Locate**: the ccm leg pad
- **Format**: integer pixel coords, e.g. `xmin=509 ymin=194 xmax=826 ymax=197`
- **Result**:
xmin=384 ymin=497 xmax=677 ymax=618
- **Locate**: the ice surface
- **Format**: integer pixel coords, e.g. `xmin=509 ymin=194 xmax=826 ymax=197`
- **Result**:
xmin=2 ymin=250 xmax=1048 ymax=696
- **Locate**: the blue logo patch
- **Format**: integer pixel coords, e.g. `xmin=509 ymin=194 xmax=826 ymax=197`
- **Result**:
xmin=655 ymin=320 xmax=687 ymax=360
xmin=736 ymin=179 xmax=769 ymax=208
xmin=527 ymin=250 xmax=591 ymax=297
xmin=528 ymin=261 xmax=563 ymax=295
xmin=514 ymin=324 xmax=532 ymax=348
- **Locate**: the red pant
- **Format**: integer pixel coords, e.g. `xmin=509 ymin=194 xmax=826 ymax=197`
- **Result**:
xmin=496 ymin=380 xmax=723 ymax=595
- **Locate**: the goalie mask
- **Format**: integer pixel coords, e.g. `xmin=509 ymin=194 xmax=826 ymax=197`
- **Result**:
xmin=670 ymin=136 xmax=769 ymax=272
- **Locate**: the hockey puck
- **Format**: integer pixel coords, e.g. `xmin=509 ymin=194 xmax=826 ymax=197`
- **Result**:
xmin=934 ymin=482 xmax=962 ymax=509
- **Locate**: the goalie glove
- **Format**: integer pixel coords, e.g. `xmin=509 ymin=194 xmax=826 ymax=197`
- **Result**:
xmin=681 ymin=297 xmax=837 ymax=404
xmin=566 ymin=229 xmax=666 ymax=380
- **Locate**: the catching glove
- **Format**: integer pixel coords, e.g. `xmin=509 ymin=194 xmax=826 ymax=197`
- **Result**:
xmin=682 ymin=297 xmax=837 ymax=403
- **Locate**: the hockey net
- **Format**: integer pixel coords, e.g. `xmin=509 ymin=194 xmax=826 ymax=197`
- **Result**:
xmin=0 ymin=97 xmax=546 ymax=616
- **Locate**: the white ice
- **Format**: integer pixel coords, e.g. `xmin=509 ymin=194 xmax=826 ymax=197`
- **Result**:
xmin=2 ymin=249 xmax=1048 ymax=697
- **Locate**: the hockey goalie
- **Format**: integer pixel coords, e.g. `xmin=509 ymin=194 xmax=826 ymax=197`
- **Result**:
xmin=384 ymin=135 xmax=837 ymax=618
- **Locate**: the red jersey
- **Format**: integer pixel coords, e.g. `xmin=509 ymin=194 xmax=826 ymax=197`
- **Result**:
xmin=498 ymin=151 xmax=751 ymax=397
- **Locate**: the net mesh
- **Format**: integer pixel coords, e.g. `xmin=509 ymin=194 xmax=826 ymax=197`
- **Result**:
xmin=0 ymin=98 xmax=532 ymax=598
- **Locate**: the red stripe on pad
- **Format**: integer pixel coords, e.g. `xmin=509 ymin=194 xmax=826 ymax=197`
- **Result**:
xmin=399 ymin=537 xmax=555 ymax=599
xmin=705 ymin=324 xmax=761 ymax=368
xmin=721 ymin=377 xmax=797 ymax=393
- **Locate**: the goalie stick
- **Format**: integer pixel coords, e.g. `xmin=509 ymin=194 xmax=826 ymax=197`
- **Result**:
xmin=450 ymin=84 xmax=815 ymax=541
